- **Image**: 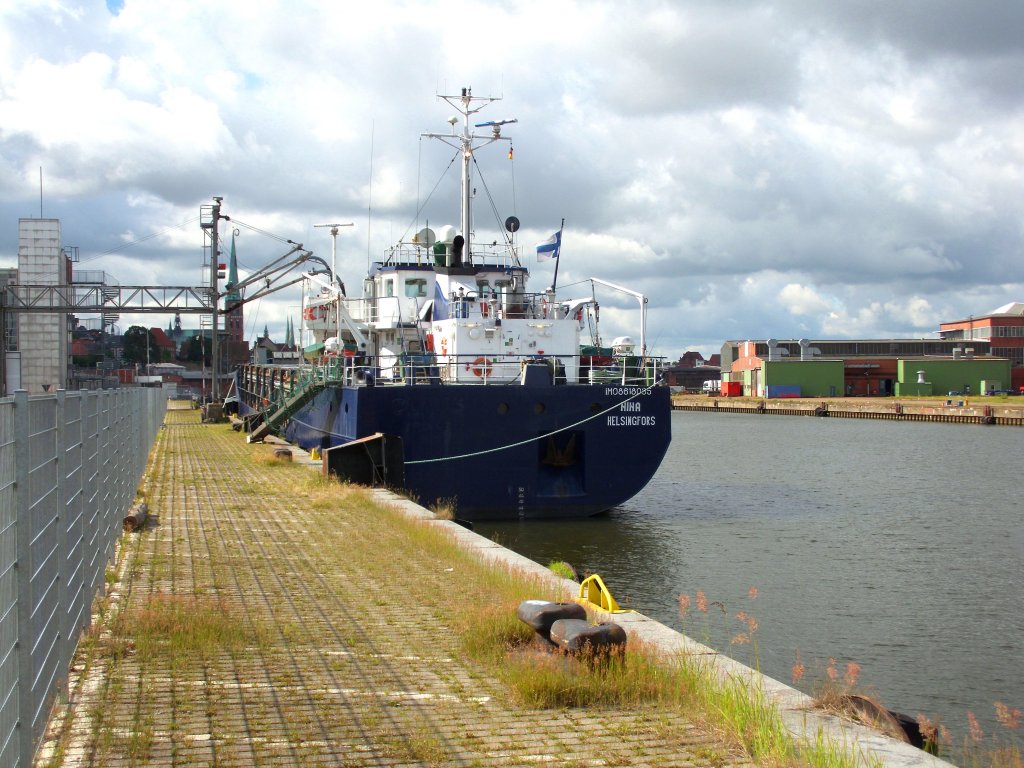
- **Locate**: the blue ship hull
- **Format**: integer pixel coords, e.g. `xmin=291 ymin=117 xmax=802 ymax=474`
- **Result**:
xmin=241 ymin=376 xmax=671 ymax=520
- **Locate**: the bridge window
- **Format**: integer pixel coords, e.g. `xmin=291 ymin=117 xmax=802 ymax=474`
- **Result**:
xmin=404 ymin=278 xmax=427 ymax=297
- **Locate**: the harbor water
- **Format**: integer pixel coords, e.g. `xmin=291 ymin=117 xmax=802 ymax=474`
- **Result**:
xmin=476 ymin=410 xmax=1023 ymax=739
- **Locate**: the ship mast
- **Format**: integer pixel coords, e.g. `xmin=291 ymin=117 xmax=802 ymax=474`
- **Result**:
xmin=458 ymin=89 xmax=473 ymax=263
xmin=428 ymin=87 xmax=515 ymax=266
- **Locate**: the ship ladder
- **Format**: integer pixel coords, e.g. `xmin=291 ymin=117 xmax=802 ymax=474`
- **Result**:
xmin=247 ymin=377 xmax=325 ymax=443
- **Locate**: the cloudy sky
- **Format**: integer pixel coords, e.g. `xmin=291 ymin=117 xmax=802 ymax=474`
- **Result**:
xmin=2 ymin=0 xmax=1022 ymax=360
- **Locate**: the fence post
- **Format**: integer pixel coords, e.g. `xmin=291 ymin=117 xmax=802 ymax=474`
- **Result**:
xmin=54 ymin=390 xmax=69 ymax=694
xmin=13 ymin=390 xmax=31 ymax=768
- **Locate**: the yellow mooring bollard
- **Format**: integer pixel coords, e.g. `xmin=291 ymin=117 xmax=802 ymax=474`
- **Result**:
xmin=575 ymin=574 xmax=630 ymax=613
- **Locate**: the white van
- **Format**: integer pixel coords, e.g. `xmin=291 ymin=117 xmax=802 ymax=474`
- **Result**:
xmin=702 ymin=379 xmax=720 ymax=393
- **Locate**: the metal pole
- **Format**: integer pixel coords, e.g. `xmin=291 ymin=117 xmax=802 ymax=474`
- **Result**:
xmin=313 ymin=223 xmax=353 ymax=290
xmin=210 ymin=197 xmax=221 ymax=402
xmin=54 ymin=390 xmax=69 ymax=698
xmin=313 ymin=223 xmax=353 ymax=355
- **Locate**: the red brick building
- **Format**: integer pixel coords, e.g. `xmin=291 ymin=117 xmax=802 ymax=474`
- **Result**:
xmin=939 ymin=302 xmax=1024 ymax=389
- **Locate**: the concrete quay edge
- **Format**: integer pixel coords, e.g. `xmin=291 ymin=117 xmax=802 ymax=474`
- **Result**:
xmin=364 ymin=486 xmax=956 ymax=768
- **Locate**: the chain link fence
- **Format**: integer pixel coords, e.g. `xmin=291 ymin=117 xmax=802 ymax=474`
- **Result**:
xmin=0 ymin=388 xmax=166 ymax=768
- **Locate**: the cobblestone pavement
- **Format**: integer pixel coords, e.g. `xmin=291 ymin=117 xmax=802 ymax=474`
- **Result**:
xmin=36 ymin=404 xmax=753 ymax=768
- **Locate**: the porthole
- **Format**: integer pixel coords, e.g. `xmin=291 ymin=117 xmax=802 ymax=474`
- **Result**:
xmin=497 ymin=402 xmax=509 ymax=415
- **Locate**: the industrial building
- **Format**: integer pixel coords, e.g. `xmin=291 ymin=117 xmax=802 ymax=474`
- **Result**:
xmin=939 ymin=303 xmax=1024 ymax=376
xmin=2 ymin=219 xmax=73 ymax=394
xmin=721 ymin=338 xmax=1012 ymax=398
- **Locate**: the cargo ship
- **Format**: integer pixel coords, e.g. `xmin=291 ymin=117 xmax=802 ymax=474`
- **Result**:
xmin=236 ymin=88 xmax=671 ymax=520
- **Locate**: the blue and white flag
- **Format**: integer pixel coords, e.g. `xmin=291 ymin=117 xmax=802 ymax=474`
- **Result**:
xmin=536 ymin=230 xmax=561 ymax=261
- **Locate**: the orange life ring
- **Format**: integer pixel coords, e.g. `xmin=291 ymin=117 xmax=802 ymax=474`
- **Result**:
xmin=471 ymin=357 xmax=492 ymax=377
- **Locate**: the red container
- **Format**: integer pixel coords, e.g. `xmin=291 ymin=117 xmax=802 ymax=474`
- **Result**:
xmin=720 ymin=381 xmax=742 ymax=397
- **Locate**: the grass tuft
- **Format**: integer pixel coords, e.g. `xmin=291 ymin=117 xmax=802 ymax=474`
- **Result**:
xmin=119 ymin=593 xmax=267 ymax=664
xmin=429 ymin=497 xmax=457 ymax=520
xmin=547 ymin=560 xmax=578 ymax=581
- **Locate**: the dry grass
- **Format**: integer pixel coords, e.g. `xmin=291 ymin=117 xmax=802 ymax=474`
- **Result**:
xmin=120 ymin=593 xmax=269 ymax=664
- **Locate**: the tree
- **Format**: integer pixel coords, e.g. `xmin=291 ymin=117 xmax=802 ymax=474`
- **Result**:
xmin=122 ymin=325 xmax=157 ymax=366
xmin=180 ymin=335 xmax=207 ymax=365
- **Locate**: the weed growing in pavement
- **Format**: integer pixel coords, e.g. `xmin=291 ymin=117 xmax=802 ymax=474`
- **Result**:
xmin=503 ymin=639 xmax=696 ymax=710
xmin=428 ymin=497 xmax=457 ymax=520
xmin=120 ymin=592 xmax=270 ymax=665
xmin=124 ymin=709 xmax=155 ymax=762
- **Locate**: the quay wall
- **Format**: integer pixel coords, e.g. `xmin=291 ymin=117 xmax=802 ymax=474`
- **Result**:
xmin=673 ymin=397 xmax=1024 ymax=426
xmin=0 ymin=388 xmax=167 ymax=768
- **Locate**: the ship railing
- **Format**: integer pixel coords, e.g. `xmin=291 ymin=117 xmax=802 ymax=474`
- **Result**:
xmin=338 ymin=290 xmax=601 ymax=326
xmin=380 ymin=242 xmax=519 ymax=269
xmin=240 ymin=353 xmax=663 ymax=399
xmin=586 ymin=358 xmax=662 ymax=387
xmin=294 ymin=353 xmax=664 ymax=388
xmin=461 ymin=291 xmax=571 ymax=321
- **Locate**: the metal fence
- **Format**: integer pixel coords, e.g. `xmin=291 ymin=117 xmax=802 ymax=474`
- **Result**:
xmin=0 ymin=388 xmax=167 ymax=768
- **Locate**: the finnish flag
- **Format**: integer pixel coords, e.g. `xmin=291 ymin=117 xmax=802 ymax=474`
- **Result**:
xmin=536 ymin=230 xmax=561 ymax=261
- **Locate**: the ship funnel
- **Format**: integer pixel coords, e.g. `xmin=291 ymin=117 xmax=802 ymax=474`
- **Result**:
xmin=451 ymin=235 xmax=465 ymax=267
xmin=917 ymin=370 xmax=927 ymax=385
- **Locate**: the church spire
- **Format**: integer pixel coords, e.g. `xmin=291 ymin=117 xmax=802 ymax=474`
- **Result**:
xmin=225 ymin=232 xmax=241 ymax=305
xmin=224 ymin=231 xmax=244 ymax=345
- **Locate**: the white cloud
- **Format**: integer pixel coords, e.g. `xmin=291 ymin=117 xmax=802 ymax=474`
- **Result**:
xmin=779 ymin=283 xmax=834 ymax=317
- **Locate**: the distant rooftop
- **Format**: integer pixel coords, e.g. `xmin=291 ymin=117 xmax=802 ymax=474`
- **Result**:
xmin=988 ymin=302 xmax=1024 ymax=316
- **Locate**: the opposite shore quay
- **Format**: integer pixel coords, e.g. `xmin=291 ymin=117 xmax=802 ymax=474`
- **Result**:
xmin=35 ymin=402 xmax=952 ymax=768
xmin=672 ymin=394 xmax=1024 ymax=425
